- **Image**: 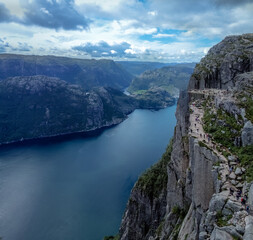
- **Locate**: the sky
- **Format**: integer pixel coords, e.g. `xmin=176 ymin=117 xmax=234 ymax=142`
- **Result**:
xmin=0 ymin=0 xmax=253 ymax=62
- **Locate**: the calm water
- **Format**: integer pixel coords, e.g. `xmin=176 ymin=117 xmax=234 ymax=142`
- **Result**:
xmin=0 ymin=105 xmax=177 ymax=240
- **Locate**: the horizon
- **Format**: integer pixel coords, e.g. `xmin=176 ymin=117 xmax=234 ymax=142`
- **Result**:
xmin=0 ymin=0 xmax=253 ymax=63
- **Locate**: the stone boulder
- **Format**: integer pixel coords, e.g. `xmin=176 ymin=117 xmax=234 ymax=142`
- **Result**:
xmin=241 ymin=121 xmax=253 ymax=146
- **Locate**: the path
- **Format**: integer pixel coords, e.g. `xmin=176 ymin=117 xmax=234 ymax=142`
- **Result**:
xmin=188 ymin=89 xmax=252 ymax=217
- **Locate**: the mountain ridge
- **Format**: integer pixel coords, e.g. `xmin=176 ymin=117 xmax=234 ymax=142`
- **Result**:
xmin=0 ymin=53 xmax=133 ymax=90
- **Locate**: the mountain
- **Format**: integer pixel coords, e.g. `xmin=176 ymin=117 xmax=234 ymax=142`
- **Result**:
xmin=127 ymin=64 xmax=195 ymax=109
xmin=117 ymin=61 xmax=171 ymax=76
xmin=117 ymin=34 xmax=253 ymax=240
xmin=0 ymin=54 xmax=133 ymax=90
xmin=0 ymin=75 xmax=137 ymax=144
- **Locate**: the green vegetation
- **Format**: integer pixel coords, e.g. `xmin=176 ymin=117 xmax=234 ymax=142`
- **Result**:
xmin=136 ymin=139 xmax=173 ymax=198
xmin=216 ymin=210 xmax=232 ymax=227
xmin=203 ymin=108 xmax=242 ymax=147
xmin=202 ymin=104 xmax=253 ymax=181
xmin=172 ymin=206 xmax=188 ymax=220
xmin=104 ymin=235 xmax=120 ymax=240
xmin=155 ymin=220 xmax=165 ymax=237
xmin=198 ymin=141 xmax=212 ymax=151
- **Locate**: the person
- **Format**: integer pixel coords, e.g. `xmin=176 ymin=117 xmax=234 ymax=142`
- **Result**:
xmin=246 ymin=205 xmax=250 ymax=213
xmin=230 ymin=188 xmax=234 ymax=195
xmin=241 ymin=197 xmax=246 ymax=205
xmin=236 ymin=191 xmax=240 ymax=200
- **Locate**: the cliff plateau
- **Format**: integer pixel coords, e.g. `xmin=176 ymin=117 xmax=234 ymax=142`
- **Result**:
xmin=118 ymin=34 xmax=253 ymax=240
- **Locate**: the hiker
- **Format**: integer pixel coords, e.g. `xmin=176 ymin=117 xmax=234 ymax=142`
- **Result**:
xmin=244 ymin=195 xmax=248 ymax=201
xmin=236 ymin=191 xmax=240 ymax=200
xmin=246 ymin=205 xmax=250 ymax=213
xmin=241 ymin=197 xmax=246 ymax=205
xmin=230 ymin=188 xmax=234 ymax=195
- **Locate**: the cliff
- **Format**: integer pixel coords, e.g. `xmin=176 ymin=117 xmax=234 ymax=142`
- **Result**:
xmin=118 ymin=33 xmax=253 ymax=240
xmin=0 ymin=75 xmax=137 ymax=144
xmin=0 ymin=54 xmax=133 ymax=90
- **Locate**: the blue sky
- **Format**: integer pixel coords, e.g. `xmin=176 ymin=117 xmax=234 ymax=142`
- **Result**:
xmin=0 ymin=0 xmax=253 ymax=62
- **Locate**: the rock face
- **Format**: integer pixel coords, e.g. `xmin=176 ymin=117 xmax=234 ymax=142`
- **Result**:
xmin=118 ymin=34 xmax=253 ymax=240
xmin=188 ymin=34 xmax=253 ymax=90
xmin=0 ymin=54 xmax=133 ymax=90
xmin=0 ymin=75 xmax=137 ymax=144
xmin=242 ymin=121 xmax=253 ymax=146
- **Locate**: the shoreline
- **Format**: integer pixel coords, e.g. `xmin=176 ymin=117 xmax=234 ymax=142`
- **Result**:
xmin=0 ymin=103 xmax=177 ymax=148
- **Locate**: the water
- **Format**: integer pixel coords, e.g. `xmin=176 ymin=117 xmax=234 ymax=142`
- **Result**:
xmin=0 ymin=105 xmax=177 ymax=240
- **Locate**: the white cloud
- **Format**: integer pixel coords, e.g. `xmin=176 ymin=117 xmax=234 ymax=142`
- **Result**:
xmin=0 ymin=0 xmax=252 ymax=62
xmin=152 ymin=33 xmax=176 ymax=38
xmin=148 ymin=11 xmax=157 ymax=16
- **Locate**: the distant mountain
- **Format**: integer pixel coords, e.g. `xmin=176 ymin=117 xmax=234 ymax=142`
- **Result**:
xmin=0 ymin=54 xmax=133 ymax=90
xmin=117 ymin=61 xmax=171 ymax=76
xmin=128 ymin=64 xmax=194 ymax=109
xmin=117 ymin=61 xmax=195 ymax=76
xmin=128 ymin=64 xmax=195 ymax=93
xmin=0 ymin=75 xmax=137 ymax=144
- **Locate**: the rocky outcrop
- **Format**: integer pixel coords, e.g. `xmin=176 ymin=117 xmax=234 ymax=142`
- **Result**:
xmin=0 ymin=75 xmax=137 ymax=144
xmin=118 ymin=34 xmax=253 ymax=240
xmin=0 ymin=54 xmax=133 ymax=90
xmin=188 ymin=33 xmax=253 ymax=90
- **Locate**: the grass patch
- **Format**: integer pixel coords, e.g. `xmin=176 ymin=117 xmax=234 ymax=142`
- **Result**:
xmin=172 ymin=206 xmax=188 ymax=220
xmin=136 ymin=139 xmax=173 ymax=198
xmin=216 ymin=210 xmax=232 ymax=227
xmin=104 ymin=235 xmax=120 ymax=240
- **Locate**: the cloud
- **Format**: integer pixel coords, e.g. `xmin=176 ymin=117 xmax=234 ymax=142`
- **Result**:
xmin=12 ymin=42 xmax=33 ymax=52
xmin=0 ymin=3 xmax=13 ymax=22
xmin=152 ymin=33 xmax=176 ymax=38
xmin=72 ymin=41 xmax=136 ymax=58
xmin=19 ymin=0 xmax=90 ymax=30
xmin=214 ymin=0 xmax=253 ymax=7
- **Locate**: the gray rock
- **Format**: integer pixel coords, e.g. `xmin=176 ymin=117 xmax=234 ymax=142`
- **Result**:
xmin=219 ymin=226 xmax=243 ymax=239
xmin=209 ymin=194 xmax=227 ymax=212
xmin=244 ymin=216 xmax=253 ymax=240
xmin=241 ymin=121 xmax=253 ymax=147
xmin=210 ymin=227 xmax=233 ymax=240
xmin=235 ymin=168 xmax=242 ymax=175
xmin=199 ymin=231 xmax=209 ymax=240
xmin=236 ymin=183 xmax=243 ymax=188
xmin=222 ymin=200 xmax=242 ymax=215
xmin=229 ymin=172 xmax=236 ymax=180
xmin=236 ymin=224 xmax=245 ymax=235
xmin=248 ymin=183 xmax=253 ymax=210
xmin=231 ymin=180 xmax=237 ymax=185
